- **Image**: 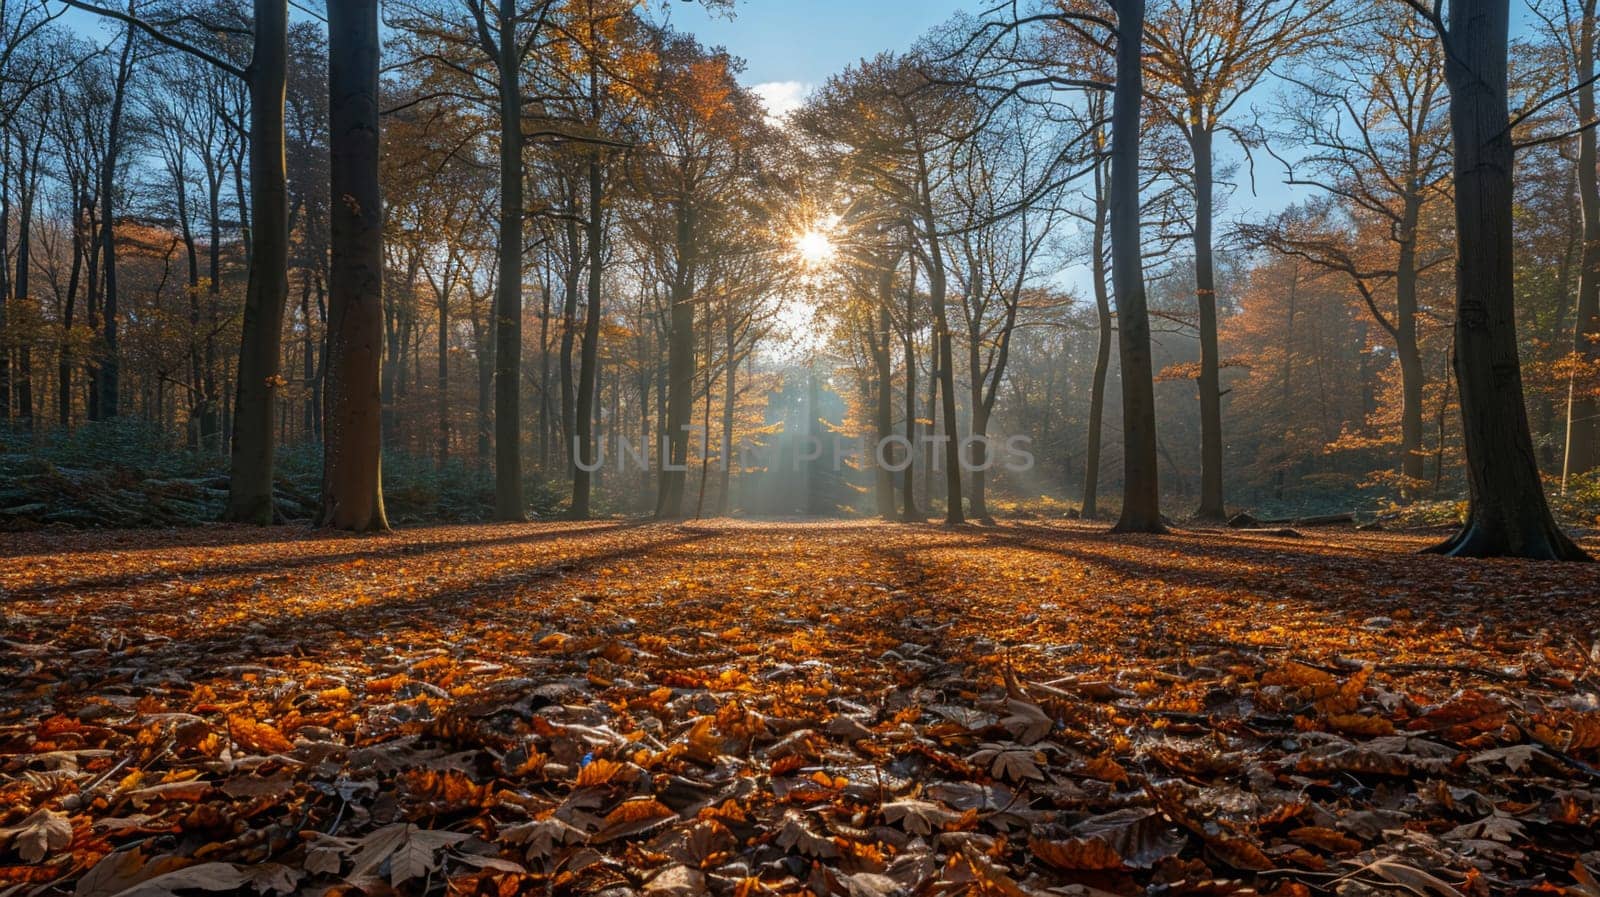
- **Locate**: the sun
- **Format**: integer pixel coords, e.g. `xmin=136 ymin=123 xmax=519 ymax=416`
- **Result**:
xmin=794 ymin=224 xmax=837 ymax=268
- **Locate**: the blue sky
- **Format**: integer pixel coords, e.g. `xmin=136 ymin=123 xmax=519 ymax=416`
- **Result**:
xmin=662 ymin=0 xmax=972 ymax=117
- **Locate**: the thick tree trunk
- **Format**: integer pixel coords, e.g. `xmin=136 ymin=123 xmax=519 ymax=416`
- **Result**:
xmin=1191 ymin=125 xmax=1225 ymax=522
xmin=572 ymin=154 xmax=605 ymax=519
xmin=1567 ymin=0 xmax=1600 ymax=480
xmin=223 ymin=0 xmax=290 ymax=525
xmin=318 ymin=0 xmax=388 ymax=532
xmin=559 ymin=209 xmax=580 ymax=472
xmin=1428 ymin=0 xmax=1587 ymax=560
xmin=1110 ymin=0 xmax=1165 ymax=534
xmin=491 ymin=15 xmax=525 ymax=521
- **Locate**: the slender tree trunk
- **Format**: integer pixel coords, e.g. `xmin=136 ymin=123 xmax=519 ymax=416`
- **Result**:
xmin=1428 ymin=0 xmax=1586 ymax=560
xmin=874 ymin=269 xmax=896 ymax=519
xmin=1567 ymin=0 xmax=1600 ymax=480
xmin=318 ymin=0 xmax=388 ymax=531
xmin=491 ymin=11 xmax=525 ymax=521
xmin=1395 ymin=208 xmax=1427 ymax=496
xmin=223 ymin=0 xmax=290 ymax=525
xmin=1083 ymin=158 xmax=1111 ymax=518
xmin=926 ymin=242 xmax=963 ymax=524
xmin=901 ymin=253 xmax=921 ymax=521
xmin=1110 ymin=0 xmax=1165 ymax=534
xmin=1190 ymin=125 xmax=1225 ymax=521
xmin=572 ymin=154 xmax=605 ymax=519
xmin=559 ymin=210 xmax=580 ymax=472
xmin=436 ymin=273 xmax=450 ymax=469
xmin=59 ymin=200 xmax=85 ymax=429
xmin=476 ymin=301 xmax=492 ymax=466
xmin=1 ymin=139 xmax=10 ymax=422
xmin=656 ymin=205 xmax=695 ymax=520
xmin=718 ymin=318 xmax=738 ymax=515
xmin=13 ymin=134 xmax=39 ymax=430
xmin=98 ymin=23 xmax=136 ymax=420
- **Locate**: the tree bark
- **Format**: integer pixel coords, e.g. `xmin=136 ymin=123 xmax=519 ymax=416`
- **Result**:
xmin=1427 ymin=0 xmax=1587 ymax=560
xmin=223 ymin=0 xmax=290 ymax=525
xmin=97 ymin=22 xmax=136 ymax=420
xmin=874 ymin=268 xmax=896 ymax=520
xmin=318 ymin=0 xmax=388 ymax=532
xmin=655 ymin=203 xmax=695 ymax=520
xmin=572 ymin=153 xmax=605 ymax=519
xmin=1109 ymin=0 xmax=1165 ymax=534
xmin=1083 ymin=146 xmax=1111 ymax=519
xmin=491 ymin=9 xmax=525 ymax=521
xmin=924 ymin=236 xmax=963 ymax=524
xmin=1567 ymin=0 xmax=1600 ymax=480
xmin=1190 ymin=124 xmax=1225 ymax=521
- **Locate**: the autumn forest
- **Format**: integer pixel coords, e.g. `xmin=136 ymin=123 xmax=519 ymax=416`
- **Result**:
xmin=6 ymin=0 xmax=1600 ymax=894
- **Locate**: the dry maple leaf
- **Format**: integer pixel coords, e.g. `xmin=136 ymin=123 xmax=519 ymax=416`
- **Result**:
xmin=880 ymin=798 xmax=960 ymax=835
xmin=774 ymin=809 xmax=838 ymax=858
xmin=0 ymin=808 xmax=71 ymax=863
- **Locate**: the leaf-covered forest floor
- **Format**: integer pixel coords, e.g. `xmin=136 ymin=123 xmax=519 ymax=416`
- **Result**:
xmin=4 ymin=521 xmax=1600 ymax=897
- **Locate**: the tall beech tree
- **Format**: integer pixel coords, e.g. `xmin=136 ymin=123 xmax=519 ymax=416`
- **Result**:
xmin=1406 ymin=0 xmax=1589 ymax=559
xmin=1142 ymin=0 xmax=1340 ymax=521
xmin=318 ymin=0 xmax=388 ymax=531
xmin=1107 ymin=0 xmax=1164 ymax=533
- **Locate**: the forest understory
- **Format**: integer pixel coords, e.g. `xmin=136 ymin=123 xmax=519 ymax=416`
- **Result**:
xmin=4 ymin=521 xmax=1600 ymax=896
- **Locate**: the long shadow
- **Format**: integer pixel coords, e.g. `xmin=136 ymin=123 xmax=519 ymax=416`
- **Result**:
xmin=37 ymin=528 xmax=716 ymax=688
xmin=2 ymin=521 xmax=634 ymax=603
xmin=943 ymin=522 xmax=1600 ymax=631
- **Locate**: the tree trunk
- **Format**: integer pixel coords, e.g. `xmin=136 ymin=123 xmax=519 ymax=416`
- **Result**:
xmin=318 ymin=0 xmax=388 ymax=532
xmin=1110 ymin=0 xmax=1165 ymax=534
xmin=436 ymin=272 xmax=449 ymax=468
xmin=926 ymin=244 xmax=963 ymax=524
xmin=572 ymin=154 xmax=605 ymax=519
xmin=1 ymin=136 xmax=10 ymax=422
xmin=59 ymin=199 xmax=85 ymax=429
xmin=718 ymin=319 xmax=738 ymax=515
xmin=655 ymin=205 xmax=695 ymax=520
xmin=1567 ymin=0 xmax=1600 ymax=480
xmin=1190 ymin=125 xmax=1225 ymax=521
xmin=13 ymin=131 xmax=40 ymax=430
xmin=560 ymin=208 xmax=580 ymax=473
xmin=874 ymin=270 xmax=896 ymax=520
xmin=223 ymin=0 xmax=290 ymax=525
xmin=1395 ymin=212 xmax=1427 ymax=496
xmin=97 ymin=23 xmax=136 ymax=420
xmin=1428 ymin=0 xmax=1587 ymax=560
xmin=901 ymin=252 xmax=922 ymax=521
xmin=1083 ymin=153 xmax=1111 ymax=519
xmin=491 ymin=12 xmax=525 ymax=521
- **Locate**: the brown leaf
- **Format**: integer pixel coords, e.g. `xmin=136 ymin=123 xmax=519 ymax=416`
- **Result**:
xmin=0 ymin=808 xmax=72 ymax=863
xmin=591 ymin=798 xmax=676 ymax=844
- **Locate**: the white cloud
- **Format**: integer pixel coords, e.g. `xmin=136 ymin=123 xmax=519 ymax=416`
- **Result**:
xmin=752 ymin=80 xmax=812 ymax=124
